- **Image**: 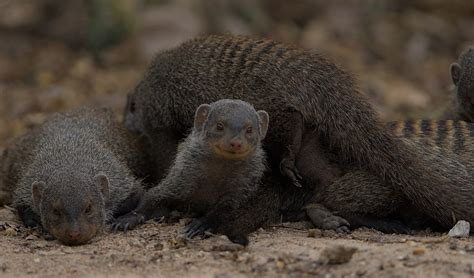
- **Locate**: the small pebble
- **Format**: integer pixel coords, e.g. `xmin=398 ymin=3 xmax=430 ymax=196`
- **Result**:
xmin=319 ymin=245 xmax=357 ymax=265
xmin=448 ymin=220 xmax=470 ymax=238
xmin=4 ymin=227 xmax=17 ymax=236
xmin=412 ymin=247 xmax=425 ymax=256
xmin=449 ymin=239 xmax=458 ymax=250
xmin=307 ymin=229 xmax=322 ymax=238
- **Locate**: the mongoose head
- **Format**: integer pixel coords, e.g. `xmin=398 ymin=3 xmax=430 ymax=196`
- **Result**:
xmin=124 ymin=87 xmax=145 ymax=135
xmin=451 ymin=47 xmax=474 ymax=121
xmin=31 ymin=173 xmax=110 ymax=245
xmin=194 ymin=99 xmax=269 ymax=160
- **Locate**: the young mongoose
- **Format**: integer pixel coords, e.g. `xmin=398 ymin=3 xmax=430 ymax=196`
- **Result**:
xmin=115 ymin=99 xmax=269 ymax=245
xmin=449 ymin=47 xmax=474 ymax=122
xmin=3 ymin=108 xmax=144 ymax=245
xmin=125 ymin=34 xmax=472 ymax=228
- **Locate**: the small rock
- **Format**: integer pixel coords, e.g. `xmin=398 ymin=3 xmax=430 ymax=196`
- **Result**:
xmin=276 ymin=259 xmax=286 ymax=270
xmin=154 ymin=242 xmax=164 ymax=251
xmin=4 ymin=227 xmax=17 ymax=236
xmin=403 ymin=261 xmax=419 ymax=268
xmin=308 ymin=229 xmax=322 ymax=238
xmin=25 ymin=234 xmax=39 ymax=241
xmin=397 ymin=255 xmax=408 ymax=261
xmin=319 ymin=245 xmax=357 ymax=265
xmin=168 ymin=235 xmax=187 ymax=249
xmin=407 ymin=240 xmax=417 ymax=247
xmin=412 ymin=247 xmax=426 ymax=256
xmin=465 ymin=263 xmax=473 ymax=274
xmin=448 ymin=220 xmax=470 ymax=238
xmin=211 ymin=243 xmax=244 ymax=252
xmin=465 ymin=245 xmax=474 ymax=253
xmin=449 ymin=239 xmax=458 ymax=250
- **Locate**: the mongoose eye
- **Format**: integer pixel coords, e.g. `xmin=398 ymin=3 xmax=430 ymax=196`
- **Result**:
xmin=216 ymin=123 xmax=224 ymax=131
xmin=53 ymin=208 xmax=62 ymax=217
xmin=84 ymin=204 xmax=92 ymax=215
xmin=246 ymin=126 xmax=253 ymax=134
xmin=130 ymin=101 xmax=136 ymax=113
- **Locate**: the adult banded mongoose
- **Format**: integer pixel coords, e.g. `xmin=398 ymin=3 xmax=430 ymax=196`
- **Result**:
xmin=449 ymin=47 xmax=474 ymax=122
xmin=298 ymin=120 xmax=474 ymax=233
xmin=2 ymin=108 xmax=144 ymax=245
xmin=124 ymin=34 xmax=471 ymax=228
xmin=216 ymin=120 xmax=474 ymax=237
xmin=115 ymin=99 xmax=269 ymax=245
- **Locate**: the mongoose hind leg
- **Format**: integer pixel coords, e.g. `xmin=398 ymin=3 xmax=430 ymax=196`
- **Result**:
xmin=305 ymin=203 xmax=350 ymax=233
xmin=278 ymin=111 xmax=304 ymax=187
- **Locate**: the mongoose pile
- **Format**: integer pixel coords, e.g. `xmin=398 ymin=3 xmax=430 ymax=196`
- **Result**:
xmin=449 ymin=47 xmax=474 ymax=122
xmin=1 ymin=108 xmax=144 ymax=245
xmin=0 ymin=35 xmax=473 ymax=246
xmin=124 ymin=34 xmax=472 ymax=229
xmin=115 ymin=99 xmax=269 ymax=245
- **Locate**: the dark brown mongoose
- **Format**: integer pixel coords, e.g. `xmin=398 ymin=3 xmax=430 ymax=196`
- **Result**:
xmin=299 ymin=120 xmax=474 ymax=233
xmin=124 ymin=34 xmax=472 ymax=228
xmin=219 ymin=120 xmax=474 ymax=237
xmin=448 ymin=47 xmax=474 ymax=122
xmin=115 ymin=99 xmax=269 ymax=245
xmin=2 ymin=108 xmax=144 ymax=245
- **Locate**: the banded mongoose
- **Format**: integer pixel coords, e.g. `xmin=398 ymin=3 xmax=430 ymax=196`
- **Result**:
xmin=449 ymin=47 xmax=474 ymax=122
xmin=115 ymin=99 xmax=269 ymax=245
xmin=124 ymin=34 xmax=471 ymax=228
xmin=2 ymin=108 xmax=144 ymax=245
xmin=298 ymin=119 xmax=474 ymax=233
xmin=217 ymin=120 xmax=474 ymax=237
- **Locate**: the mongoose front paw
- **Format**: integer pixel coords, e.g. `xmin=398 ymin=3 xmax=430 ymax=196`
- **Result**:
xmin=227 ymin=234 xmax=249 ymax=246
xmin=112 ymin=211 xmax=145 ymax=232
xmin=184 ymin=218 xmax=214 ymax=238
xmin=280 ymin=158 xmax=303 ymax=187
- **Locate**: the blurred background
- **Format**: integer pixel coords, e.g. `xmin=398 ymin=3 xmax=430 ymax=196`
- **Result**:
xmin=0 ymin=0 xmax=473 ymax=149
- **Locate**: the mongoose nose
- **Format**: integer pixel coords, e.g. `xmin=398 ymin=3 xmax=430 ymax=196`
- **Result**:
xmin=229 ymin=140 xmax=242 ymax=151
xmin=67 ymin=230 xmax=81 ymax=241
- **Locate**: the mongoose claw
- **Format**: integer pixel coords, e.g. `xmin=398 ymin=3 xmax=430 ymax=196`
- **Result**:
xmin=280 ymin=158 xmax=303 ymax=187
xmin=112 ymin=211 xmax=145 ymax=232
xmin=184 ymin=218 xmax=213 ymax=239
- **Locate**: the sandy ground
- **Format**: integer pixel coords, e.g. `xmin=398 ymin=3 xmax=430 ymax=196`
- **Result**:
xmin=1 ymin=207 xmax=473 ymax=278
xmin=1 ymin=3 xmax=474 ymax=277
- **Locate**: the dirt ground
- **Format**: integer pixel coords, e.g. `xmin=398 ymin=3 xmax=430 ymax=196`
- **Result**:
xmin=0 ymin=207 xmax=473 ymax=278
xmin=1 ymin=1 xmax=474 ymax=277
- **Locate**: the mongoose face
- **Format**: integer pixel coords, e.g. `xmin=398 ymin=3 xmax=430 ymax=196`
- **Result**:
xmin=451 ymin=47 xmax=474 ymax=121
xmin=124 ymin=89 xmax=145 ymax=134
xmin=194 ymin=99 xmax=269 ymax=160
xmin=32 ymin=173 xmax=109 ymax=246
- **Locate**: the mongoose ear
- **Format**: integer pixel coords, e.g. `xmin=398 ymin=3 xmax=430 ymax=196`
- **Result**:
xmin=94 ymin=173 xmax=110 ymax=200
xmin=31 ymin=181 xmax=46 ymax=209
xmin=450 ymin=63 xmax=461 ymax=85
xmin=257 ymin=110 xmax=269 ymax=139
xmin=194 ymin=104 xmax=211 ymax=131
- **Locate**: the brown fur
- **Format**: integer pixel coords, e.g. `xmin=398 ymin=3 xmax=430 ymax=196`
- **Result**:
xmin=125 ymin=34 xmax=473 ymax=229
xmin=299 ymin=120 xmax=474 ymax=232
xmin=447 ymin=47 xmax=474 ymax=122
xmin=116 ymin=100 xmax=269 ymax=245
xmin=1 ymin=108 xmax=145 ymax=245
